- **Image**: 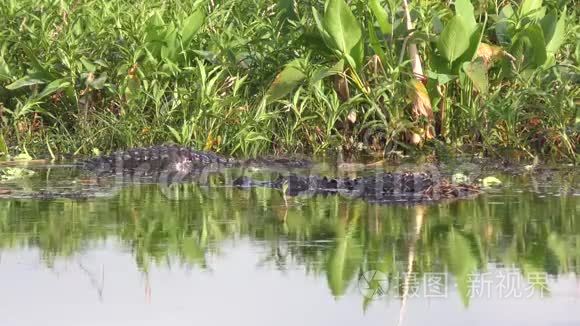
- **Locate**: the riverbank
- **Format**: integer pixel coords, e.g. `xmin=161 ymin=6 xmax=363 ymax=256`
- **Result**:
xmin=0 ymin=0 xmax=577 ymax=161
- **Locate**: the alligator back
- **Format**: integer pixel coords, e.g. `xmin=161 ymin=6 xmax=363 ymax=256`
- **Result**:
xmin=82 ymin=145 xmax=238 ymax=175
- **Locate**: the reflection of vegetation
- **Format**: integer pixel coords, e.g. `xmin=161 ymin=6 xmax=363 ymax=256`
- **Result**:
xmin=0 ymin=167 xmax=35 ymax=180
xmin=0 ymin=180 xmax=577 ymax=306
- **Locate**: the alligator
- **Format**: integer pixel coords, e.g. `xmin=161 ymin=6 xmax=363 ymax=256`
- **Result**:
xmin=233 ymin=172 xmax=480 ymax=203
xmin=82 ymin=144 xmax=312 ymax=174
xmin=0 ymin=145 xmax=481 ymax=202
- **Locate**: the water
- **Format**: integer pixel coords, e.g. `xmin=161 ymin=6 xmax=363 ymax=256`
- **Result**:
xmin=0 ymin=163 xmax=578 ymax=325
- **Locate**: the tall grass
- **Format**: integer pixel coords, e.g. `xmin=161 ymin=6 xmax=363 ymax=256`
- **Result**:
xmin=0 ymin=0 xmax=577 ymax=160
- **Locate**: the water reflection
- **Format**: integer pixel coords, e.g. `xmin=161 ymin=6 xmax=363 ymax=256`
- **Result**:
xmin=0 ymin=169 xmax=578 ymax=325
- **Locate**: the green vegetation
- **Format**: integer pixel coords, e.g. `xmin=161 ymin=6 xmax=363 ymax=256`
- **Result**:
xmin=0 ymin=175 xmax=578 ymax=306
xmin=0 ymin=0 xmax=577 ymax=159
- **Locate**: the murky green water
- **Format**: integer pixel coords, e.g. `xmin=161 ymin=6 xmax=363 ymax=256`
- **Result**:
xmin=0 ymin=163 xmax=578 ymax=326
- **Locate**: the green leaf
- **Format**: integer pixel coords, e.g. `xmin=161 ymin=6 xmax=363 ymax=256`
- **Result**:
xmin=482 ymin=176 xmax=502 ymax=187
xmin=37 ymin=79 xmax=71 ymax=99
xmin=161 ymin=24 xmax=178 ymax=61
xmin=368 ymin=26 xmax=388 ymax=68
xmin=576 ymin=39 xmax=580 ymax=63
xmin=311 ymin=60 xmax=344 ymax=84
xmin=369 ymin=0 xmax=392 ymax=35
xmin=542 ymin=54 xmax=556 ymax=69
xmin=454 ymin=0 xmax=477 ymax=34
xmin=452 ymin=25 xmax=483 ymax=72
xmin=182 ymin=9 xmax=205 ymax=46
xmin=437 ymin=74 xmax=456 ymax=84
xmin=80 ymin=57 xmax=96 ymax=72
xmin=512 ymin=23 xmax=547 ymax=68
xmin=5 ymin=75 xmax=46 ymax=90
xmin=89 ymin=73 xmax=107 ymax=90
xmin=312 ymin=7 xmax=336 ymax=51
xmin=430 ymin=54 xmax=454 ymax=75
xmin=278 ymin=0 xmax=297 ymax=21
xmin=151 ymin=10 xmax=165 ymax=26
xmin=94 ymin=59 xmax=109 ymax=68
xmin=520 ymin=0 xmax=544 ymax=20
xmin=437 ymin=16 xmax=470 ymax=64
xmin=167 ymin=126 xmax=182 ymax=143
xmin=348 ymin=37 xmax=365 ymax=70
xmin=432 ymin=15 xmax=444 ymax=34
xmin=323 ymin=0 xmax=362 ymax=55
xmin=23 ymin=48 xmax=55 ymax=80
xmin=462 ymin=59 xmax=488 ymax=94
xmin=541 ymin=8 xmax=567 ymax=55
xmin=495 ymin=4 xmax=514 ymax=44
xmin=265 ymin=59 xmax=306 ymax=102
xmin=144 ymin=12 xmax=167 ymax=58
xmin=298 ymin=31 xmax=334 ymax=56
xmin=0 ymin=56 xmax=12 ymax=81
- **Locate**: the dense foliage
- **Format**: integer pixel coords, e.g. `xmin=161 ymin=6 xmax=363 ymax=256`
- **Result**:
xmin=0 ymin=0 xmax=577 ymax=159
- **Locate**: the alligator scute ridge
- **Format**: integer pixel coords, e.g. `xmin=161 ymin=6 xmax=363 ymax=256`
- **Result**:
xmin=82 ymin=144 xmax=312 ymax=174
